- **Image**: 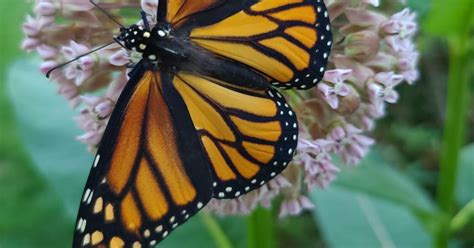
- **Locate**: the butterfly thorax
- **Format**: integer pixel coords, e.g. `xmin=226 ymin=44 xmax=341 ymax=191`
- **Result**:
xmin=118 ymin=24 xmax=187 ymax=66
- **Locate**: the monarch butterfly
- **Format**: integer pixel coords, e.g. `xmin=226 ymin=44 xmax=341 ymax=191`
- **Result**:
xmin=72 ymin=0 xmax=332 ymax=247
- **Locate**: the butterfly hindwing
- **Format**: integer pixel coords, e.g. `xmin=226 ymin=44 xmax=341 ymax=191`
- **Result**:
xmin=172 ymin=72 xmax=298 ymax=198
xmin=73 ymin=68 xmax=213 ymax=248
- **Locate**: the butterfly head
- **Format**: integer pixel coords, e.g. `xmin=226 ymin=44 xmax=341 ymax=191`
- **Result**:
xmin=117 ymin=24 xmax=151 ymax=53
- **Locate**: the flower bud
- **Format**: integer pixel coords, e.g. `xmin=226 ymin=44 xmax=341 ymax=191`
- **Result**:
xmin=334 ymin=86 xmax=360 ymax=116
xmin=94 ymin=100 xmax=114 ymax=119
xmin=40 ymin=60 xmax=58 ymax=74
xmin=344 ymin=30 xmax=380 ymax=62
xmin=141 ymin=0 xmax=158 ymax=17
xmin=35 ymin=1 xmax=56 ymax=16
xmin=109 ymin=50 xmax=130 ymax=66
xmin=23 ymin=15 xmax=40 ymax=36
xmin=36 ymin=44 xmax=58 ymax=59
xmin=21 ymin=38 xmax=41 ymax=51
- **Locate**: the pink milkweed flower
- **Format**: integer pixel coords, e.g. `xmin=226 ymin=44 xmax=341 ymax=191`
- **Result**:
xmin=37 ymin=44 xmax=58 ymax=59
xmin=382 ymin=8 xmax=417 ymax=39
xmin=61 ymin=41 xmax=95 ymax=86
xmin=317 ymin=69 xmax=353 ymax=109
xmin=23 ymin=15 xmax=42 ymax=36
xmin=297 ymin=138 xmax=340 ymax=189
xmin=22 ymin=38 xmax=41 ymax=51
xmin=329 ymin=125 xmax=375 ymax=165
xmin=35 ymin=0 xmax=56 ymax=16
xmin=109 ymin=49 xmax=130 ymax=66
xmin=367 ymin=72 xmax=404 ymax=114
xmin=279 ymin=195 xmax=314 ymax=218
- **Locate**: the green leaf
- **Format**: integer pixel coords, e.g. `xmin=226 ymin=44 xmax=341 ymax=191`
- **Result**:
xmin=7 ymin=59 xmax=93 ymax=217
xmin=0 ymin=0 xmax=29 ymax=69
xmin=455 ymin=144 xmax=474 ymax=206
xmin=423 ymin=0 xmax=474 ymax=36
xmin=334 ymin=151 xmax=437 ymax=214
xmin=311 ymin=186 xmax=432 ymax=248
xmin=0 ymin=159 xmax=73 ymax=248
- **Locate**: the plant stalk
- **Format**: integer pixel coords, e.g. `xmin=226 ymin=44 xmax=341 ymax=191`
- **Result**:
xmin=247 ymin=207 xmax=276 ymax=248
xmin=435 ymin=36 xmax=471 ymax=248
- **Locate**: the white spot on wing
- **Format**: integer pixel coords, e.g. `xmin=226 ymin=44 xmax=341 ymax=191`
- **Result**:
xmin=83 ymin=189 xmax=91 ymax=202
xmin=93 ymin=155 xmax=100 ymax=168
xmin=86 ymin=190 xmax=94 ymax=205
xmin=79 ymin=219 xmax=87 ymax=233
xmin=76 ymin=218 xmax=83 ymax=230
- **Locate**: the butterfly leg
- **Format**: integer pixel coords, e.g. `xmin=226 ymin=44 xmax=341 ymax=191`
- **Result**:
xmin=126 ymin=63 xmax=136 ymax=69
xmin=141 ymin=11 xmax=151 ymax=31
xmin=113 ymin=37 xmax=127 ymax=50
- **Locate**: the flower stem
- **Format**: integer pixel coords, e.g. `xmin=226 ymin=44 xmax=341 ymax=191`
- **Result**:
xmin=247 ymin=207 xmax=276 ymax=248
xmin=200 ymin=212 xmax=234 ymax=248
xmin=435 ymin=36 xmax=471 ymax=248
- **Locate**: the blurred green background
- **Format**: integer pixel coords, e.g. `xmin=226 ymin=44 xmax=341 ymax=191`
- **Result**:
xmin=0 ymin=0 xmax=472 ymax=248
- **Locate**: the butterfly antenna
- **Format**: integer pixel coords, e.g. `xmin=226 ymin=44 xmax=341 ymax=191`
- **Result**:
xmin=46 ymin=41 xmax=115 ymax=78
xmin=89 ymin=0 xmax=125 ymax=28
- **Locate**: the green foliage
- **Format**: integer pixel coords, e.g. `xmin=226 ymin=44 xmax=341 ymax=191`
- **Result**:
xmin=7 ymin=60 xmax=92 ymax=216
xmin=312 ymin=186 xmax=432 ymax=248
xmin=0 ymin=1 xmax=75 ymax=248
xmin=387 ymin=123 xmax=441 ymax=158
xmin=407 ymin=0 xmax=432 ymax=18
xmin=455 ymin=144 xmax=474 ymax=207
xmin=423 ymin=0 xmax=473 ymax=36
xmin=335 ymin=152 xmax=437 ymax=214
xmin=424 ymin=0 xmax=473 ymax=246
xmin=311 ymin=151 xmax=442 ymax=247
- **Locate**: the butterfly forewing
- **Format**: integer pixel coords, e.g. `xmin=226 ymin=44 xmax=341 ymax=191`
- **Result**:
xmin=175 ymin=0 xmax=332 ymax=90
xmin=157 ymin=0 xmax=332 ymax=90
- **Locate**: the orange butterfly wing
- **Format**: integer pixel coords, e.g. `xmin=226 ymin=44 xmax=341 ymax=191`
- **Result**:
xmin=173 ymin=72 xmax=298 ymax=198
xmin=73 ymin=68 xmax=298 ymax=247
xmin=159 ymin=0 xmax=332 ymax=89
xmin=73 ymin=68 xmax=213 ymax=247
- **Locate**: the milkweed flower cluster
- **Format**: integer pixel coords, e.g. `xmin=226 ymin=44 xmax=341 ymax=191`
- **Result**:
xmin=22 ymin=0 xmax=419 ymax=217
